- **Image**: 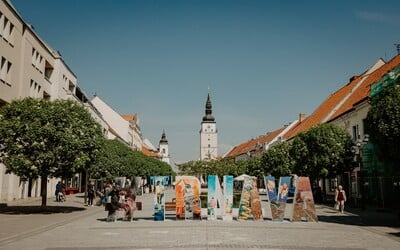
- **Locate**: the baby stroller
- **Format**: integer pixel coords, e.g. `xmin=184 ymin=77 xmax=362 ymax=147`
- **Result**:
xmin=58 ymin=191 xmax=66 ymax=202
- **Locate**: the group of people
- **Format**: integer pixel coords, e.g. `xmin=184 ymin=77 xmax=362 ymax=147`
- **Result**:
xmin=101 ymin=183 xmax=137 ymax=222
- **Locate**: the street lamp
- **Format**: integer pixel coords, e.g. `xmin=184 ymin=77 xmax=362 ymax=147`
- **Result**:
xmin=351 ymin=134 xmax=369 ymax=210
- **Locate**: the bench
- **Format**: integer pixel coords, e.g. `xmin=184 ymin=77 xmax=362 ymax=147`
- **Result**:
xmin=64 ymin=187 xmax=79 ymax=195
xmin=165 ymin=198 xmax=176 ymax=212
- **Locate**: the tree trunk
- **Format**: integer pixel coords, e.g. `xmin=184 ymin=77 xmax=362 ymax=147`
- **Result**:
xmin=321 ymin=178 xmax=327 ymax=203
xmin=40 ymin=174 xmax=48 ymax=209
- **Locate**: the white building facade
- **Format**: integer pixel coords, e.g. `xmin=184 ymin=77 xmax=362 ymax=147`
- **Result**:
xmin=200 ymin=93 xmax=218 ymax=160
xmin=158 ymin=130 xmax=170 ymax=164
xmin=91 ymin=95 xmax=142 ymax=151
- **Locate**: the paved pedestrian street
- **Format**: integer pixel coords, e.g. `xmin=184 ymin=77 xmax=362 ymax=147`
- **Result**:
xmin=0 ymin=190 xmax=399 ymax=250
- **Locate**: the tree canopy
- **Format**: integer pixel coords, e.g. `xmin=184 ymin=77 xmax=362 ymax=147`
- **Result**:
xmin=365 ymin=84 xmax=400 ymax=171
xmin=177 ymin=158 xmax=244 ymax=177
xmin=89 ymin=139 xmax=174 ymax=182
xmin=0 ymin=98 xmax=104 ymax=207
xmin=261 ymin=141 xmax=293 ymax=177
xmin=290 ymin=123 xmax=353 ymax=180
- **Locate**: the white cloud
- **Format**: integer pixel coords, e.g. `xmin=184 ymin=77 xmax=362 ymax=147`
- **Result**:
xmin=355 ymin=10 xmax=398 ymax=24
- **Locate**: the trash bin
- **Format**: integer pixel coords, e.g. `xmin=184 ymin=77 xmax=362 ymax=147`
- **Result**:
xmin=136 ymin=201 xmax=142 ymax=211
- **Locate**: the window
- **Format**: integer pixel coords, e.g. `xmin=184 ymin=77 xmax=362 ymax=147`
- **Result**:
xmin=362 ymin=119 xmax=367 ymax=136
xmin=31 ymin=48 xmax=35 ymax=65
xmin=0 ymin=12 xmax=4 ymax=37
xmin=43 ymin=91 xmax=50 ymax=100
xmin=68 ymin=80 xmax=75 ymax=92
xmin=0 ymin=56 xmax=12 ymax=86
xmin=44 ymin=61 xmax=53 ymax=80
xmin=352 ymin=125 xmax=359 ymax=141
xmin=0 ymin=12 xmax=14 ymax=46
xmin=29 ymin=79 xmax=42 ymax=98
xmin=31 ymin=48 xmax=44 ymax=73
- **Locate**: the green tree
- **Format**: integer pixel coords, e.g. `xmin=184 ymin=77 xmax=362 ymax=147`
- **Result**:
xmin=243 ymin=157 xmax=263 ymax=178
xmin=177 ymin=158 xmax=239 ymax=177
xmin=365 ymin=84 xmax=400 ymax=171
xmin=0 ymin=98 xmax=103 ymax=208
xmin=177 ymin=160 xmax=206 ymax=176
xmin=290 ymin=123 xmax=353 ymax=180
xmin=90 ymin=139 xmax=174 ymax=181
xmin=261 ymin=141 xmax=293 ymax=177
xmin=89 ymin=139 xmax=130 ymax=181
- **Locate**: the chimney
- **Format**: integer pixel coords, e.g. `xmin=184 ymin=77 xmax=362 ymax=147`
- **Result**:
xmin=299 ymin=113 xmax=306 ymax=122
xmin=395 ymin=43 xmax=400 ymax=55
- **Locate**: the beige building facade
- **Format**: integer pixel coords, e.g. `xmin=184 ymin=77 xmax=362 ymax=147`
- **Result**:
xmin=0 ymin=0 xmax=108 ymax=202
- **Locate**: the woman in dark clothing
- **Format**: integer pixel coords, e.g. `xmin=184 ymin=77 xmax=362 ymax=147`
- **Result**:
xmin=87 ymin=183 xmax=95 ymax=206
xmin=105 ymin=189 xmax=122 ymax=221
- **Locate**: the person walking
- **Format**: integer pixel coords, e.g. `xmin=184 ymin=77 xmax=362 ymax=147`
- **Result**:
xmin=55 ymin=181 xmax=62 ymax=202
xmin=87 ymin=183 xmax=95 ymax=207
xmin=335 ymin=185 xmax=347 ymax=213
xmin=155 ymin=181 xmax=164 ymax=205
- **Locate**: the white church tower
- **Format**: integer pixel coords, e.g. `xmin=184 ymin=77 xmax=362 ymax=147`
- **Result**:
xmin=200 ymin=93 xmax=218 ymax=160
xmin=159 ymin=129 xmax=170 ymax=164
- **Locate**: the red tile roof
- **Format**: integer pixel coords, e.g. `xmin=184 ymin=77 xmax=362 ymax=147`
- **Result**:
xmin=225 ymin=127 xmax=286 ymax=158
xmin=329 ymin=55 xmax=400 ymax=121
xmin=284 ymin=54 xmax=400 ymax=140
xmin=121 ymin=114 xmax=137 ymax=121
xmin=226 ymin=54 xmax=400 ymax=159
xmin=283 ymin=76 xmax=362 ymax=140
xmin=142 ymin=146 xmax=159 ymax=158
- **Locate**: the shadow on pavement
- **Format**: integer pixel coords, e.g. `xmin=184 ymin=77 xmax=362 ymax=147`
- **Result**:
xmin=96 ymin=216 xmax=158 ymax=222
xmin=0 ymin=205 xmax=86 ymax=214
xmin=389 ymin=232 xmax=400 ymax=237
xmin=318 ymin=213 xmax=400 ymax=229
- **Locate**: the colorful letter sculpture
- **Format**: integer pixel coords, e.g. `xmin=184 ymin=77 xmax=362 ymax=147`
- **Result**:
xmin=291 ymin=177 xmax=318 ymax=222
xmin=238 ymin=176 xmax=262 ymax=220
xmin=207 ymin=175 xmax=234 ymax=221
xmin=175 ymin=176 xmax=201 ymax=220
xmin=265 ymin=176 xmax=291 ymax=221
xmin=151 ymin=176 xmax=169 ymax=221
xmin=264 ymin=176 xmax=277 ymax=219
xmin=207 ymin=175 xmax=219 ymax=220
xmin=223 ymin=175 xmax=234 ymax=221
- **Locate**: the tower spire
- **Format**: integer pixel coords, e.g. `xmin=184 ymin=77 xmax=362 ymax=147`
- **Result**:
xmin=202 ymin=92 xmax=215 ymax=122
xmin=160 ymin=129 xmax=168 ymax=144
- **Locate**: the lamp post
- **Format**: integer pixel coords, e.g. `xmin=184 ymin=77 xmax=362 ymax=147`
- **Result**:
xmin=352 ymin=135 xmax=369 ymax=210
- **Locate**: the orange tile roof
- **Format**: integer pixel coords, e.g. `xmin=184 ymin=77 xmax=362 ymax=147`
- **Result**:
xmin=283 ymin=55 xmax=400 ymax=140
xmin=121 ymin=114 xmax=137 ymax=121
xmin=283 ymin=75 xmax=364 ymax=140
xmin=226 ymin=54 xmax=400 ymax=154
xmin=141 ymin=146 xmax=159 ymax=158
xmin=329 ymin=55 xmax=400 ymax=121
xmin=225 ymin=127 xmax=285 ymax=158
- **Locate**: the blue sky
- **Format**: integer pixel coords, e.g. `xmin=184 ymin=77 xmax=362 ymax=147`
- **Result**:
xmin=11 ymin=0 xmax=400 ymax=163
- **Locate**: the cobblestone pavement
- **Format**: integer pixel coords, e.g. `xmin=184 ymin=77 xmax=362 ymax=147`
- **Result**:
xmin=0 ymin=189 xmax=399 ymax=250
